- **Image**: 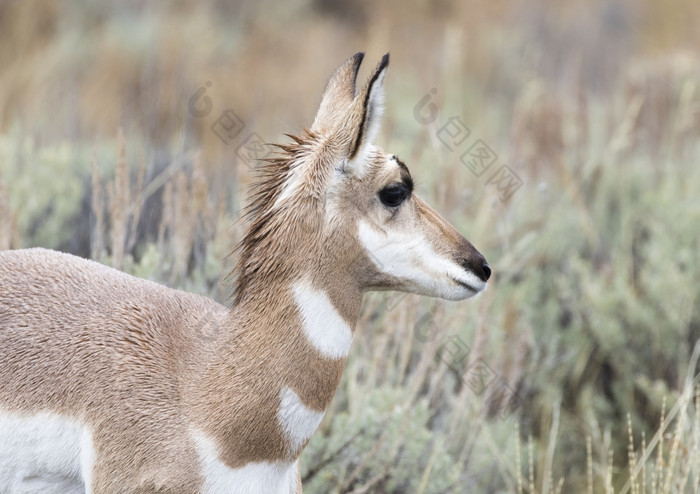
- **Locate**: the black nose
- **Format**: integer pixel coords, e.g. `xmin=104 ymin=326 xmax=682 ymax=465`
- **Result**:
xmin=459 ymin=257 xmax=491 ymax=282
xmin=481 ymin=262 xmax=491 ymax=282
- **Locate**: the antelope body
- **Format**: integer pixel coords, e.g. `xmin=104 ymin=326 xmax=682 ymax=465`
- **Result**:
xmin=0 ymin=53 xmax=490 ymax=493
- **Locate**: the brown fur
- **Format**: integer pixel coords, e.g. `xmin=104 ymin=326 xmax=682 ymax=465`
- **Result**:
xmin=0 ymin=53 xmax=488 ymax=493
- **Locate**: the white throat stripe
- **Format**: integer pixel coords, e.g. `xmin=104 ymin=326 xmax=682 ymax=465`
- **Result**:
xmin=292 ymin=281 xmax=352 ymax=359
xmin=277 ymin=387 xmax=325 ymax=455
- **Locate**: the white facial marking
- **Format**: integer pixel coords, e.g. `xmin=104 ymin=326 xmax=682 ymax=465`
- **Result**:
xmin=278 ymin=386 xmax=325 ymax=455
xmin=292 ymin=281 xmax=353 ymax=359
xmin=358 ymin=220 xmax=486 ymax=300
xmin=0 ymin=411 xmax=89 ymax=494
xmin=191 ymin=429 xmax=298 ymax=494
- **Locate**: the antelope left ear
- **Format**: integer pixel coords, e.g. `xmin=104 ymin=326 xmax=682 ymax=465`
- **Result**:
xmin=346 ymin=53 xmax=389 ymax=163
xmin=312 ymin=52 xmax=365 ymax=134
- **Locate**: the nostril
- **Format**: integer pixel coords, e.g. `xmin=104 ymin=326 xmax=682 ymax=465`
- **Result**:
xmin=481 ymin=262 xmax=491 ymax=282
xmin=460 ymin=257 xmax=491 ymax=282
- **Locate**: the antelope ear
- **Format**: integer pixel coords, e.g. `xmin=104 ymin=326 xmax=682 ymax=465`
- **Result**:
xmin=311 ymin=53 xmax=365 ymax=133
xmin=347 ymin=53 xmax=389 ymax=162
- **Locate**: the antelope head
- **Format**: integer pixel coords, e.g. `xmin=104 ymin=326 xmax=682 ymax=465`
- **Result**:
xmin=238 ymin=53 xmax=490 ymax=304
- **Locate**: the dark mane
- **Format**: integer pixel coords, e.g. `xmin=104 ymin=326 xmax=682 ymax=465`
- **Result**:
xmin=230 ymin=131 xmax=317 ymax=303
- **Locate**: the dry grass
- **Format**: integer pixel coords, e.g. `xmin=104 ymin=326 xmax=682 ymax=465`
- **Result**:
xmin=1 ymin=1 xmax=700 ymax=492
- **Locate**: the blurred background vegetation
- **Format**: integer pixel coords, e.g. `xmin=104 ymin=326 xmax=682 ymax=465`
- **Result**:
xmin=1 ymin=0 xmax=699 ymax=492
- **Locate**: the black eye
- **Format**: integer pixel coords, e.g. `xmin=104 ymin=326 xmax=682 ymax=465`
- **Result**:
xmin=378 ymin=184 xmax=409 ymax=208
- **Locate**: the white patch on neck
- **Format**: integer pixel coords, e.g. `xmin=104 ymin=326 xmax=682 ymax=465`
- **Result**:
xmin=277 ymin=387 xmax=325 ymax=455
xmin=191 ymin=429 xmax=298 ymax=494
xmin=0 ymin=410 xmax=92 ymax=494
xmin=292 ymin=281 xmax=353 ymax=359
xmin=358 ymin=220 xmax=486 ymax=299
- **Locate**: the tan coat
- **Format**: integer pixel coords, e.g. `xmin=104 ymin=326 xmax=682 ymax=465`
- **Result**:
xmin=0 ymin=53 xmax=489 ymax=493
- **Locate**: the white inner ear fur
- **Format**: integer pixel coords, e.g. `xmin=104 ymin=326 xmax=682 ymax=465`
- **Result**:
xmin=344 ymin=66 xmax=387 ymax=176
xmin=342 ymin=146 xmax=377 ymax=179
xmin=361 ymin=68 xmax=386 ymax=153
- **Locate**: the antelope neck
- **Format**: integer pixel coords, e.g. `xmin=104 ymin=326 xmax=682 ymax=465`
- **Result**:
xmin=231 ymin=271 xmax=364 ymax=363
xmin=186 ymin=270 xmax=364 ymax=465
xmin=233 ymin=271 xmax=364 ymax=407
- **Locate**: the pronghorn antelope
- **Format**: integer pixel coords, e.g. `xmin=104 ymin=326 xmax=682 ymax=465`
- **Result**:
xmin=0 ymin=53 xmax=490 ymax=493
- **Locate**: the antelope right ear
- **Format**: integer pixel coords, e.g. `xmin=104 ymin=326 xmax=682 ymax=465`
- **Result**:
xmin=344 ymin=53 xmax=389 ymax=164
xmin=311 ymin=53 xmax=365 ymax=133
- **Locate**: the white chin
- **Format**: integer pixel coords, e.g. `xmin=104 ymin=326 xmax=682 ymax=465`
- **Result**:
xmin=408 ymin=281 xmax=486 ymax=301
xmin=440 ymin=286 xmax=482 ymax=301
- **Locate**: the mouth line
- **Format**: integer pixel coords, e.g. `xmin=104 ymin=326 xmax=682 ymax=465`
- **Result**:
xmin=451 ymin=278 xmax=479 ymax=293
